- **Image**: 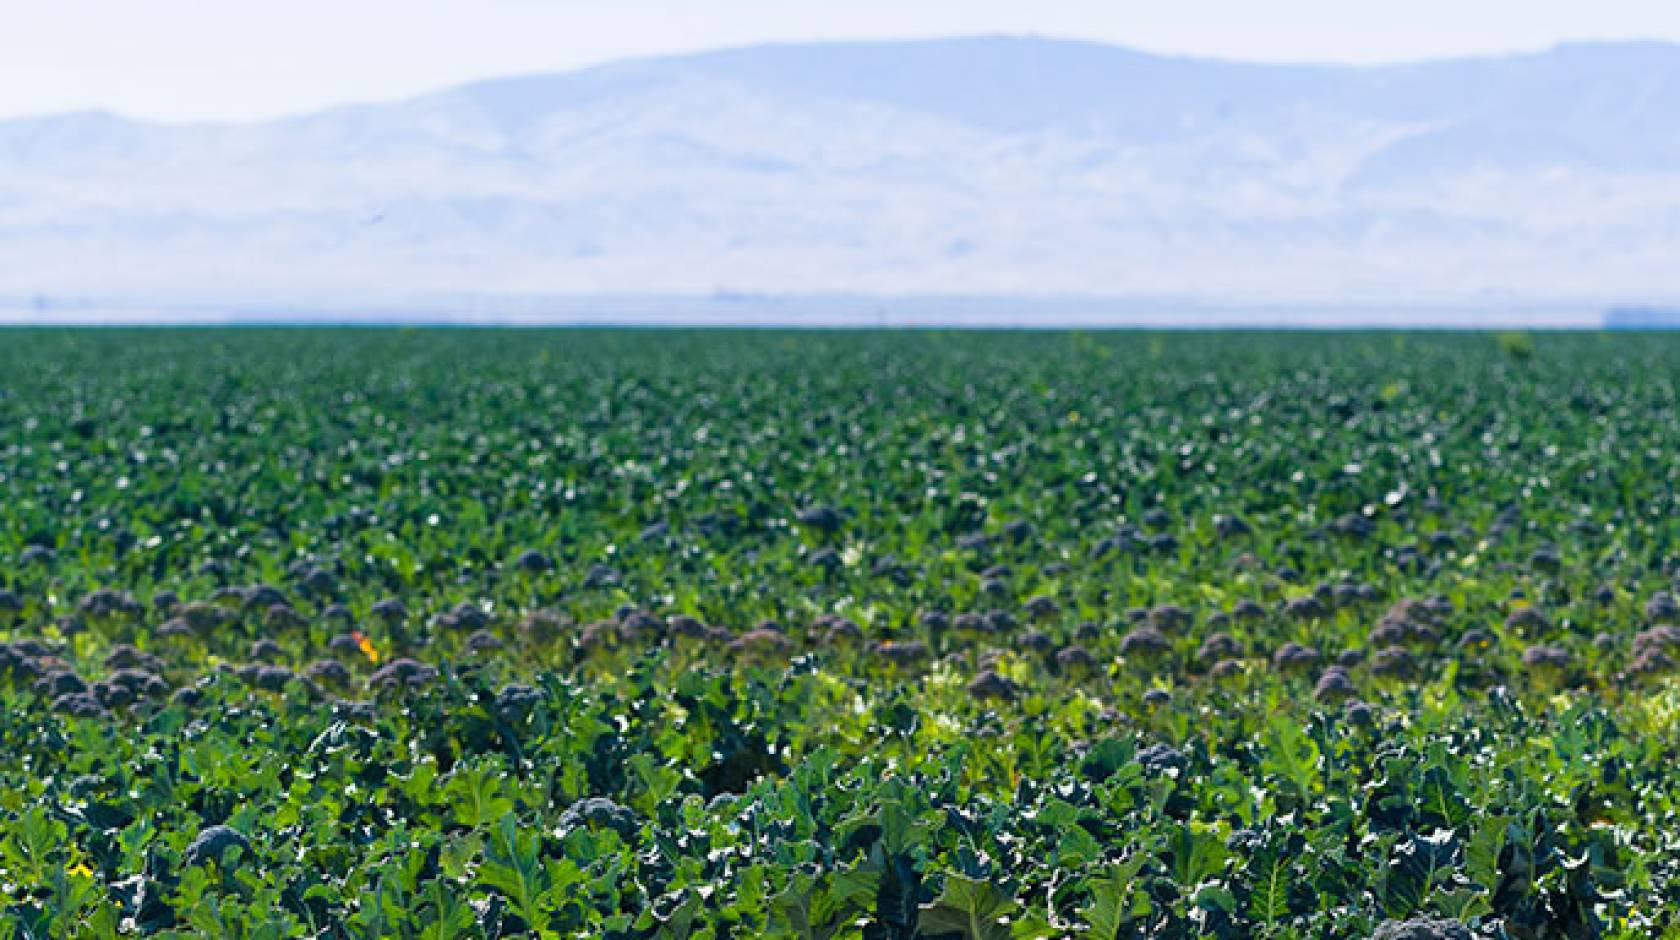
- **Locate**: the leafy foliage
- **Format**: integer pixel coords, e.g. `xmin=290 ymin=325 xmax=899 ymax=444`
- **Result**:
xmin=0 ymin=329 xmax=1677 ymax=937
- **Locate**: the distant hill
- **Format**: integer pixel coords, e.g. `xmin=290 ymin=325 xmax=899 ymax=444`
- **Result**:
xmin=4 ymin=37 xmax=1680 ymax=313
xmin=1605 ymin=306 xmax=1680 ymax=328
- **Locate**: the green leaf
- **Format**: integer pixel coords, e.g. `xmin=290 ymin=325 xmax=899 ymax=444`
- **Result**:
xmin=879 ymin=798 xmax=934 ymax=855
xmin=1057 ymin=825 xmax=1102 ymax=867
xmin=829 ymin=864 xmax=882 ymax=908
xmin=916 ymin=874 xmax=1018 ymax=940
xmin=1417 ymin=766 xmax=1471 ymax=828
xmin=1261 ymin=716 xmax=1320 ymax=798
xmin=1382 ymin=830 xmax=1460 ymax=919
xmin=446 ymin=761 xmax=515 ymax=829
xmin=479 ymin=813 xmax=553 ymax=930
xmin=1194 ymin=883 xmax=1237 ymax=915
xmin=1249 ymin=845 xmax=1291 ymax=923
xmin=1168 ymin=822 xmax=1228 ymax=887
xmin=629 ymin=752 xmax=684 ymax=815
xmin=1081 ymin=855 xmax=1150 ymax=940
xmin=1464 ymin=815 xmax=1509 ymax=889
xmin=417 ymin=879 xmax=476 ymax=940
xmin=768 ymin=871 xmax=869 ymax=940
xmin=1431 ymin=886 xmax=1493 ymax=921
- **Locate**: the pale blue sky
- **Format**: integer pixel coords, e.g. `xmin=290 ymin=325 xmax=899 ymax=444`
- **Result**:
xmin=8 ymin=0 xmax=1680 ymax=121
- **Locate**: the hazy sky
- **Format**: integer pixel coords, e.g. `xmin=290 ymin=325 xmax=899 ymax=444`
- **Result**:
xmin=9 ymin=0 xmax=1680 ymax=122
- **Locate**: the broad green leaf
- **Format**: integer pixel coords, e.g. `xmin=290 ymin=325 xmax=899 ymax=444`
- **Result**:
xmin=917 ymin=874 xmax=1019 ymax=940
xmin=1081 ymin=854 xmax=1150 ymax=940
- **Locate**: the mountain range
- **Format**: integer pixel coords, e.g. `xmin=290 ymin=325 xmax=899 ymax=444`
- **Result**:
xmin=4 ymin=36 xmax=1680 ymax=318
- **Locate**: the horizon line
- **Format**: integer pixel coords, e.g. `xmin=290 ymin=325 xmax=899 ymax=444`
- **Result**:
xmin=3 ymin=294 xmax=1658 ymax=329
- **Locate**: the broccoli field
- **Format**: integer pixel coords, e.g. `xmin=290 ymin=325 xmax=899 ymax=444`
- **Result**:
xmin=6 ymin=328 xmax=1680 ymax=938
